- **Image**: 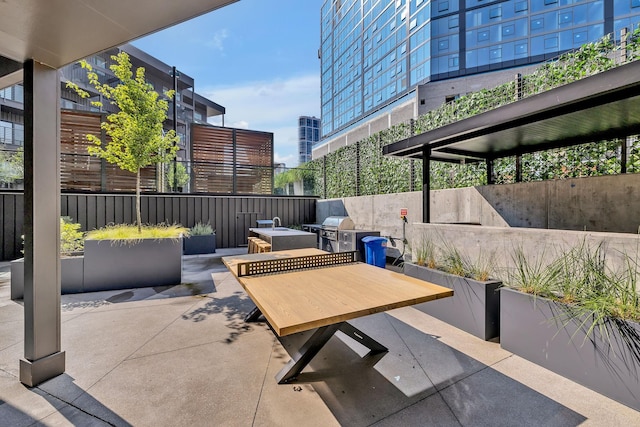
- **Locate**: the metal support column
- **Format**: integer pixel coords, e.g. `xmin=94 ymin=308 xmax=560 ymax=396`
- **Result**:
xmin=422 ymin=146 xmax=431 ymax=223
xmin=486 ymin=158 xmax=494 ymax=185
xmin=355 ymin=141 xmax=360 ymax=196
xmin=21 ymin=59 xmax=65 ymax=387
xmin=232 ymin=128 xmax=237 ymax=194
xmin=515 ymin=155 xmax=522 ymax=182
xmin=621 ymin=138 xmax=628 ymax=174
xmin=172 ymin=66 xmax=178 ymax=192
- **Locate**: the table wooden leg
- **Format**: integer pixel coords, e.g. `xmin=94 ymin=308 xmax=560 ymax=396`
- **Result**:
xmin=245 ymin=306 xmax=263 ymax=322
xmin=338 ymin=322 xmax=388 ymax=354
xmin=276 ymin=323 xmax=342 ymax=384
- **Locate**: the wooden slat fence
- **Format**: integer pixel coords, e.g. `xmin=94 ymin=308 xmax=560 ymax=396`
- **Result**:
xmin=60 ymin=110 xmax=157 ymax=192
xmin=0 ymin=192 xmax=317 ymax=261
xmin=191 ymin=124 xmax=274 ymax=194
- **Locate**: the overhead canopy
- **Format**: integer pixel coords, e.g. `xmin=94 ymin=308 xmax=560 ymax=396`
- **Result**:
xmin=383 ymin=60 xmax=640 ymax=162
xmin=0 ymin=0 xmax=237 ymax=84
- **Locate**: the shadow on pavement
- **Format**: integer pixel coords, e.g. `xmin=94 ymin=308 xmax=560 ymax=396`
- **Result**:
xmin=276 ymin=314 xmax=588 ymax=427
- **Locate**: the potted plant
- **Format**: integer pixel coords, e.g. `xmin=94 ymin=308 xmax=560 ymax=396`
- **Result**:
xmin=404 ymin=232 xmax=502 ymax=341
xmin=183 ymin=222 xmax=216 ymax=255
xmin=501 ymin=242 xmax=640 ymax=411
xmin=82 ymin=223 xmax=187 ymax=292
xmin=11 ymin=217 xmax=86 ymax=299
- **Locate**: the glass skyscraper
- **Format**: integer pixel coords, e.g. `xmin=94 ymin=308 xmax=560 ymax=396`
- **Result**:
xmin=299 ymin=116 xmax=321 ymax=164
xmin=320 ymin=0 xmax=640 ymax=140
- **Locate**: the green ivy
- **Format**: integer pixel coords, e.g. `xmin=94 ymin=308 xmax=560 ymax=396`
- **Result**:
xmin=307 ymin=28 xmax=640 ymax=198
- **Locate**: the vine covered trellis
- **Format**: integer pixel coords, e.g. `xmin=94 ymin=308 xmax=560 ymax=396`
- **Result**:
xmin=289 ymin=26 xmax=640 ymax=199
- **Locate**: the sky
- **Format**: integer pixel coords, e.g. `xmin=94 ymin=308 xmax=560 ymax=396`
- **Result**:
xmin=133 ymin=0 xmax=324 ymax=168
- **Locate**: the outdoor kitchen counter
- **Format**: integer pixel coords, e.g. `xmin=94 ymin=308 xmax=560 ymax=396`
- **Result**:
xmin=248 ymin=227 xmax=318 ymax=251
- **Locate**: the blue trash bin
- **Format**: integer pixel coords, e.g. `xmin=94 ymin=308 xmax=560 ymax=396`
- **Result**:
xmin=361 ymin=236 xmax=387 ymax=268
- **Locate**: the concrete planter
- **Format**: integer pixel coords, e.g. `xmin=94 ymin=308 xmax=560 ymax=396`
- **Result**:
xmin=183 ymin=234 xmax=216 ymax=255
xmin=11 ymin=255 xmax=84 ymax=299
xmin=501 ymin=287 xmax=640 ymax=411
xmin=404 ymin=262 xmax=501 ymax=340
xmin=83 ymin=238 xmax=182 ymax=292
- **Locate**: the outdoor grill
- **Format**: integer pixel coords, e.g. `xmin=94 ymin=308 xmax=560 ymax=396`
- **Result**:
xmin=320 ymin=216 xmax=355 ymax=252
xmin=320 ymin=216 xmax=380 ymax=261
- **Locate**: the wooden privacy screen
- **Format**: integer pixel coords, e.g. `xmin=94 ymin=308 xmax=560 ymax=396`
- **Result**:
xmin=60 ymin=110 xmax=157 ymax=192
xmin=191 ymin=124 xmax=273 ymax=194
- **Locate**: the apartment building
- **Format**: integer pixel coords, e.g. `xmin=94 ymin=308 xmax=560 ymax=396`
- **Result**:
xmin=314 ymin=0 xmax=640 ymax=158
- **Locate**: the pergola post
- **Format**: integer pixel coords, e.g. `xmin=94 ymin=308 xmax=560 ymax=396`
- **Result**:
xmin=486 ymin=158 xmax=494 ymax=185
xmin=422 ymin=146 xmax=431 ymax=223
xmin=20 ymin=59 xmax=65 ymax=387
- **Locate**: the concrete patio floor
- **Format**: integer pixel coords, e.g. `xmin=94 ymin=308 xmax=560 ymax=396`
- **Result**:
xmin=1 ymin=249 xmax=639 ymax=426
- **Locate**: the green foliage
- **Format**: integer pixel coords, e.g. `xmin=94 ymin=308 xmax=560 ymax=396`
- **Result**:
xmin=274 ymin=163 xmax=319 ymax=194
xmin=311 ymin=32 xmax=639 ymax=197
xmin=626 ymin=24 xmax=640 ymax=61
xmin=412 ymin=232 xmax=437 ymax=269
xmin=165 ymin=162 xmax=189 ymax=190
xmin=506 ymin=241 xmax=640 ymax=322
xmin=411 ymin=232 xmax=496 ymax=281
xmin=0 ymin=148 xmax=23 ymax=186
xmin=67 ymin=52 xmax=180 ymax=233
xmin=190 ymin=222 xmax=214 ymax=236
xmin=60 ymin=217 xmax=84 ymax=255
xmin=86 ymin=223 xmax=188 ymax=242
xmin=506 ymin=240 xmax=640 ymax=366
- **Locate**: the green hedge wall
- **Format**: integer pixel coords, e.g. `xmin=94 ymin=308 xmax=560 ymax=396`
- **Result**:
xmin=302 ymin=29 xmax=640 ymax=199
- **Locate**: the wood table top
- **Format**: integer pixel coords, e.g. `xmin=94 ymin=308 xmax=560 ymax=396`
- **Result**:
xmin=221 ymin=249 xmax=453 ymax=336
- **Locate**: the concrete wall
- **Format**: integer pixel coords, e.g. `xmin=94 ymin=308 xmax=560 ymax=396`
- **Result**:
xmin=317 ymin=173 xmax=640 ymax=260
xmin=411 ymin=223 xmax=640 ymax=277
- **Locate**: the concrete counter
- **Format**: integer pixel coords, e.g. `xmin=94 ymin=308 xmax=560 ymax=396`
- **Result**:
xmin=249 ymin=227 xmax=318 ymax=251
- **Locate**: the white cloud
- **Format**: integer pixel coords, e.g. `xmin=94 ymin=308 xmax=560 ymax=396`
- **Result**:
xmin=203 ymin=74 xmax=320 ymax=168
xmin=206 ymin=29 xmax=229 ymax=51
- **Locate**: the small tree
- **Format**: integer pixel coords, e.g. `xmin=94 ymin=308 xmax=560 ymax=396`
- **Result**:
xmin=0 ymin=147 xmax=24 ymax=188
xmin=68 ymin=52 xmax=179 ymax=233
xmin=165 ymin=161 xmax=189 ymax=191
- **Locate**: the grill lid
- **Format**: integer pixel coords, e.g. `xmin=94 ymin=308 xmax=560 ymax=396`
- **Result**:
xmin=321 ymin=216 xmax=355 ymax=230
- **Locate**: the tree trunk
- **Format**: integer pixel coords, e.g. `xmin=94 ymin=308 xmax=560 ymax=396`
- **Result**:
xmin=136 ymin=168 xmax=141 ymax=233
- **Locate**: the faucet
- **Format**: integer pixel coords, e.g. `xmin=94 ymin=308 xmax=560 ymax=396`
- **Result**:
xmin=272 ymin=216 xmax=281 ymax=230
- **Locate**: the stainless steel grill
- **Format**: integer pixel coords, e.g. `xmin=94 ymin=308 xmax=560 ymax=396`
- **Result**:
xmin=319 ymin=217 xmax=379 ymax=260
xmin=320 ymin=216 xmax=354 ymax=252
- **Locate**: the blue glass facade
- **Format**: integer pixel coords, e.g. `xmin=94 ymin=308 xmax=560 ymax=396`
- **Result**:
xmin=299 ymin=116 xmax=321 ymax=164
xmin=320 ymin=0 xmax=640 ymax=138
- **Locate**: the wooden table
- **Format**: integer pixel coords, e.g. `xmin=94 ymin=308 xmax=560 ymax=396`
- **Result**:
xmin=221 ymin=248 xmax=453 ymax=383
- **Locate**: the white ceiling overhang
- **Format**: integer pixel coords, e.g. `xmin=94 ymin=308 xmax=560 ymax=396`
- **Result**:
xmin=0 ymin=0 xmax=238 ymax=87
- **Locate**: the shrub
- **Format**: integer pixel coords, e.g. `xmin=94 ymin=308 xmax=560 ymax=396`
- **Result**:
xmin=190 ymin=222 xmax=214 ymax=236
xmin=60 ymin=217 xmax=85 ymax=255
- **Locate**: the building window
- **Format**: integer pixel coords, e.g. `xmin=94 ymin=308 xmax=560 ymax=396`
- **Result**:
xmin=448 ymin=56 xmax=459 ymax=68
xmin=439 ymin=39 xmax=449 ymax=50
xmin=544 ymin=0 xmax=557 ymax=5
xmin=490 ymin=7 xmax=501 ymax=19
xmin=573 ymin=30 xmax=587 ymax=44
xmin=544 ymin=37 xmax=558 ymax=49
xmin=490 ymin=48 xmax=502 ymax=60
xmin=515 ymin=1 xmax=528 ymax=12
xmin=515 ymin=42 xmax=528 ymax=56
xmin=503 ymin=24 xmax=515 ymax=37
xmin=531 ymin=18 xmax=544 ymax=31
xmin=438 ymin=1 xmax=449 ymax=12
xmin=449 ymin=17 xmax=459 ymax=29
xmin=478 ymin=30 xmax=489 ymax=42
xmin=559 ymin=12 xmax=572 ymax=25
xmin=633 ymin=0 xmax=640 ymax=7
